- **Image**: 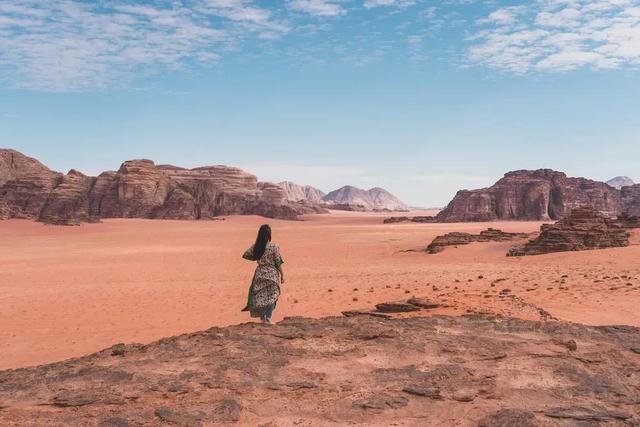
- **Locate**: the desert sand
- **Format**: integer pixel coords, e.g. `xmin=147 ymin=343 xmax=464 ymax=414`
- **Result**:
xmin=1 ymin=210 xmax=639 ymax=370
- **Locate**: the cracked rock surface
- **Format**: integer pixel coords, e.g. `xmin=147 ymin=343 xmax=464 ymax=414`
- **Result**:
xmin=1 ymin=314 xmax=639 ymax=426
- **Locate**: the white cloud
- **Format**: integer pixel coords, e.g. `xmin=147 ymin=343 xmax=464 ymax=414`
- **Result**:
xmin=468 ymin=0 xmax=640 ymax=73
xmin=0 ymin=0 xmax=288 ymax=91
xmin=363 ymin=0 xmax=416 ymax=9
xmin=287 ymin=0 xmax=346 ymax=16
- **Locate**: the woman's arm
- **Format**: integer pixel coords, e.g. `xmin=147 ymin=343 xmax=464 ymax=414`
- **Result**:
xmin=277 ymin=265 xmax=285 ymax=284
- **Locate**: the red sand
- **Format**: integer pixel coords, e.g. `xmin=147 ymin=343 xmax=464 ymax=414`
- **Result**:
xmin=1 ymin=211 xmax=639 ymax=370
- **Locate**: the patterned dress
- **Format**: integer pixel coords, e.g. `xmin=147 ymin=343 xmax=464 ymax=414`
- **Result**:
xmin=242 ymin=242 xmax=284 ymax=318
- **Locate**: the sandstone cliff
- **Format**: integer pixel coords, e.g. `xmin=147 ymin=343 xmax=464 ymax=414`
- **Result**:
xmin=324 ymin=185 xmax=409 ymax=211
xmin=436 ymin=169 xmax=636 ymax=222
xmin=0 ymin=149 xmax=325 ymax=224
xmin=0 ymin=313 xmax=638 ymax=425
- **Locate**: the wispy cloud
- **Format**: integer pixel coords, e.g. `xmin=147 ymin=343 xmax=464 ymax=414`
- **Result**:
xmin=363 ymin=0 xmax=416 ymax=9
xmin=468 ymin=0 xmax=640 ymax=73
xmin=287 ymin=0 xmax=346 ymax=17
xmin=0 ymin=0 xmax=288 ymax=91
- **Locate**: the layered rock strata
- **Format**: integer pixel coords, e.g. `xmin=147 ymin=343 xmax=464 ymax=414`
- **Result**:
xmin=437 ymin=169 xmax=637 ymax=222
xmin=0 ymin=149 xmax=326 ymax=224
xmin=508 ymin=208 xmax=630 ymax=256
xmin=426 ymin=228 xmax=530 ymax=254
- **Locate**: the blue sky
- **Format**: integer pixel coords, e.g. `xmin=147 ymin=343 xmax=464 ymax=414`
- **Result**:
xmin=0 ymin=0 xmax=639 ymax=206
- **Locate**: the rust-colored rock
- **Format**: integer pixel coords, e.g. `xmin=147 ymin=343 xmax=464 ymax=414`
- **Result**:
xmin=437 ymin=169 xmax=626 ymax=222
xmin=0 ymin=149 xmax=326 ymax=224
xmin=427 ymin=228 xmax=529 ymax=254
xmin=617 ymin=213 xmax=640 ymax=229
xmin=508 ymin=208 xmax=630 ymax=256
xmin=383 ymin=216 xmax=436 ymax=224
xmin=1 ymin=314 xmax=638 ymax=425
xmin=621 ymin=184 xmax=640 ymax=216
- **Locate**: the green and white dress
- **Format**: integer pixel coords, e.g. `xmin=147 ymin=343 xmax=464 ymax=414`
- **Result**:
xmin=242 ymin=242 xmax=284 ymax=318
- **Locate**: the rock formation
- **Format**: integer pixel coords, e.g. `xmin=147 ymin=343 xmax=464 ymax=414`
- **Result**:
xmin=1 ymin=313 xmax=638 ymax=425
xmin=0 ymin=149 xmax=327 ymax=224
xmin=621 ymin=184 xmax=640 ymax=216
xmin=617 ymin=213 xmax=640 ymax=229
xmin=607 ymin=176 xmax=635 ymax=190
xmin=436 ymin=169 xmax=632 ymax=222
xmin=324 ymin=185 xmax=409 ymax=211
xmin=278 ymin=181 xmax=326 ymax=204
xmin=426 ymin=228 xmax=530 ymax=254
xmin=383 ymin=216 xmax=436 ymax=224
xmin=508 ymin=208 xmax=630 ymax=256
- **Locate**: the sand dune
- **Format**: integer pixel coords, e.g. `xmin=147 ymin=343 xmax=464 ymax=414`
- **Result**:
xmin=1 ymin=210 xmax=639 ymax=370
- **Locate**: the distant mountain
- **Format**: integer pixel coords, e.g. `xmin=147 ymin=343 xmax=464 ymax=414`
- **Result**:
xmin=323 ymin=185 xmax=409 ymax=212
xmin=278 ymin=181 xmax=326 ymax=204
xmin=607 ymin=176 xmax=635 ymax=190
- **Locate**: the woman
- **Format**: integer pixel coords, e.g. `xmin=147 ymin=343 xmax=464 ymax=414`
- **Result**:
xmin=241 ymin=224 xmax=284 ymax=323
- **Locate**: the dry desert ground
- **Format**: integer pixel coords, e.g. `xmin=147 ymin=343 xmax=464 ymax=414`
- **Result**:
xmin=1 ymin=210 xmax=639 ymax=370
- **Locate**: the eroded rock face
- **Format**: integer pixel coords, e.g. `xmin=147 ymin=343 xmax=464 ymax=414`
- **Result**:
xmin=324 ymin=185 xmax=409 ymax=212
xmin=437 ymin=169 xmax=626 ymax=222
xmin=39 ymin=170 xmax=95 ymax=225
xmin=508 ymin=208 xmax=630 ymax=256
xmin=0 ymin=149 xmax=62 ymax=220
xmin=621 ymin=184 xmax=640 ymax=216
xmin=0 ymin=149 xmax=325 ymax=224
xmin=427 ymin=228 xmax=530 ymax=254
xmin=0 ymin=314 xmax=638 ymax=425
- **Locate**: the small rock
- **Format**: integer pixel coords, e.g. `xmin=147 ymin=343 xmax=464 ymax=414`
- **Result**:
xmin=52 ymin=391 xmax=97 ymax=407
xmin=407 ymin=297 xmax=440 ymax=309
xmin=545 ymin=406 xmax=631 ymax=421
xmin=452 ymin=389 xmax=476 ymax=402
xmin=375 ymin=302 xmax=421 ymax=313
xmin=402 ymin=385 xmax=442 ymax=399
xmin=212 ymin=399 xmax=242 ymax=423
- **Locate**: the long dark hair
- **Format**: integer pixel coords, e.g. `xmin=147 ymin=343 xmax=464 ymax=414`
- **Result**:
xmin=253 ymin=224 xmax=272 ymax=260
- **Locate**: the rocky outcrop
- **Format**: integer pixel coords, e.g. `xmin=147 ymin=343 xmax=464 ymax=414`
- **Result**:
xmin=427 ymin=228 xmax=530 ymax=254
xmin=279 ymin=181 xmax=326 ymax=204
xmin=0 ymin=149 xmax=62 ymax=220
xmin=39 ymin=170 xmax=95 ymax=225
xmin=383 ymin=216 xmax=436 ymax=224
xmin=437 ymin=169 xmax=627 ymax=222
xmin=617 ymin=213 xmax=640 ymax=229
xmin=621 ymin=184 xmax=640 ymax=216
xmin=508 ymin=208 xmax=630 ymax=256
xmin=1 ymin=313 xmax=638 ymax=425
xmin=324 ymin=185 xmax=409 ymax=212
xmin=607 ymin=176 xmax=635 ymax=190
xmin=0 ymin=149 xmax=326 ymax=224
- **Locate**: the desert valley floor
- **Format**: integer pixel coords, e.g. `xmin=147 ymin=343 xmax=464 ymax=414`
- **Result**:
xmin=1 ymin=210 xmax=640 ymax=370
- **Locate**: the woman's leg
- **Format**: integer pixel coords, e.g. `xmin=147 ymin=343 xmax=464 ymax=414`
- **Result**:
xmin=264 ymin=303 xmax=276 ymax=323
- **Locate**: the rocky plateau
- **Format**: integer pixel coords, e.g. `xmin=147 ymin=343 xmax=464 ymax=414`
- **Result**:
xmin=1 ymin=310 xmax=639 ymax=426
xmin=437 ymin=169 xmax=640 ymax=222
xmin=426 ymin=228 xmax=531 ymax=254
xmin=0 ymin=149 xmax=327 ymax=225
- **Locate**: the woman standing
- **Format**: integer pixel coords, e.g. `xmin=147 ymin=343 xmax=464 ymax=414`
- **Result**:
xmin=242 ymin=224 xmax=284 ymax=323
